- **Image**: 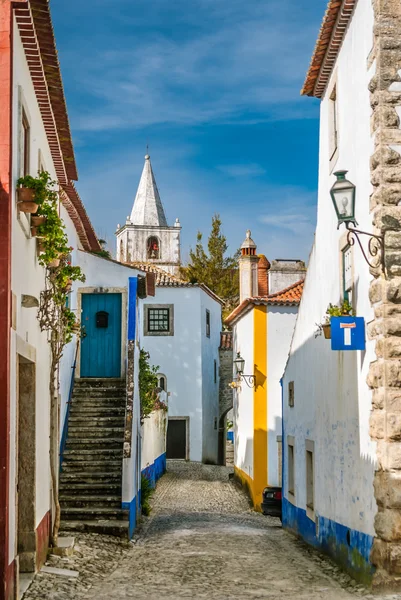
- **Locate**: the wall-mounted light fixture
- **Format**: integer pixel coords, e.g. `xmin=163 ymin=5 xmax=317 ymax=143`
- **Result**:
xmin=233 ymin=352 xmax=255 ymax=388
xmin=330 ymin=170 xmax=385 ymax=274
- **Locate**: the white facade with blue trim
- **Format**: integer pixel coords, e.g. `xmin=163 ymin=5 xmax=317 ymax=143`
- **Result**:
xmin=282 ymin=0 xmax=378 ymax=583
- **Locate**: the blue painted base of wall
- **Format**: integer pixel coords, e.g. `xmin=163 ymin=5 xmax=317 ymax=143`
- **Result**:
xmin=122 ymin=495 xmax=137 ymax=539
xmin=282 ymin=498 xmax=374 ymax=584
xmin=227 ymin=431 xmax=234 ymax=443
xmin=141 ymin=453 xmax=167 ymax=489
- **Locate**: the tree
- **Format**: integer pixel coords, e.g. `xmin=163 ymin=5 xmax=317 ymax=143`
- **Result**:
xmin=181 ymin=214 xmax=239 ymax=319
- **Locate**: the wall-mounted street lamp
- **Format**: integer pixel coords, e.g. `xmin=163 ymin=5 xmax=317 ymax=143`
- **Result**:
xmin=233 ymin=352 xmax=256 ymax=388
xmin=330 ymin=170 xmax=385 ymax=274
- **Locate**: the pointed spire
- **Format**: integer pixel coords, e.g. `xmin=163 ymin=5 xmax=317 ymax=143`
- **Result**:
xmin=130 ymin=154 xmax=168 ymax=227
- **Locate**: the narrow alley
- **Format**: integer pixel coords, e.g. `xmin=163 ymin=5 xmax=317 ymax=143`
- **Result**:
xmin=22 ymin=463 xmax=392 ymax=600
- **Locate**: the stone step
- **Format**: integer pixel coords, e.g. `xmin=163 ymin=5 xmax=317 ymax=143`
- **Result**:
xmin=60 ymin=472 xmax=122 ymax=484
xmin=60 ymin=495 xmax=121 ymax=508
xmin=60 ymin=519 xmax=129 ymax=538
xmin=67 ymin=427 xmax=124 ymax=439
xmin=69 ymin=406 xmax=126 ymax=416
xmin=74 ymin=378 xmax=125 ymax=387
xmin=59 ymin=482 xmax=121 ymax=496
xmin=61 ymin=460 xmax=122 ymax=473
xmin=62 ymin=507 xmax=129 ymax=521
xmin=63 ymin=448 xmax=123 ymax=460
xmin=65 ymin=438 xmax=124 ymax=450
xmin=72 ymin=389 xmax=125 ymax=398
xmin=68 ymin=417 xmax=125 ymax=427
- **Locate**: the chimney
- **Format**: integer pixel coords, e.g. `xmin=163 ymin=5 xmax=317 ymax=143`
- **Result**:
xmin=239 ymin=230 xmax=259 ymax=303
xmin=268 ymin=259 xmax=307 ymax=294
xmin=257 ymin=254 xmax=270 ymax=296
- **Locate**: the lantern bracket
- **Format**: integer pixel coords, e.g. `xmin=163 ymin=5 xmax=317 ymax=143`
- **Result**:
xmin=237 ymin=373 xmax=256 ymax=388
xmin=345 ymin=224 xmax=385 ymax=275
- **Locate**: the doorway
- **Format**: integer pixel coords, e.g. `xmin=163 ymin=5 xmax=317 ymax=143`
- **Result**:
xmin=80 ymin=293 xmax=122 ymax=377
xmin=166 ymin=418 xmax=188 ymax=459
xmin=17 ymin=356 xmax=36 ymax=572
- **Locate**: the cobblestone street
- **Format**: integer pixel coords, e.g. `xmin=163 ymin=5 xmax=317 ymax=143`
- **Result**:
xmin=23 ymin=462 xmax=401 ymax=600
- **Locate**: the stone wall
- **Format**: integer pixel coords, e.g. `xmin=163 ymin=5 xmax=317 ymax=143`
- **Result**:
xmin=368 ymin=0 xmax=401 ymax=587
xmin=219 ymin=348 xmax=233 ymax=418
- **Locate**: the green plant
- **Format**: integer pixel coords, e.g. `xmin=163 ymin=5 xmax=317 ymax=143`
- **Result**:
xmin=139 ymin=349 xmax=159 ymax=421
xmin=324 ymin=300 xmax=354 ymax=324
xmin=17 ymin=171 xmax=57 ymax=206
xmin=141 ymin=474 xmax=154 ymax=516
xmin=36 ymin=200 xmax=70 ymax=266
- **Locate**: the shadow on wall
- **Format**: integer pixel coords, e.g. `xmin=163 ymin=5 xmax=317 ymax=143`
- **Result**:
xmin=282 ymin=323 xmax=377 ymax=585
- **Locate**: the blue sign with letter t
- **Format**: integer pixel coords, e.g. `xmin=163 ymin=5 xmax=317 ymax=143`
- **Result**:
xmin=331 ymin=317 xmax=365 ymax=351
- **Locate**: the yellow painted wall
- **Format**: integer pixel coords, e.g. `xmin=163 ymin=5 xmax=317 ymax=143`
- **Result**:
xmin=253 ymin=305 xmax=268 ymax=509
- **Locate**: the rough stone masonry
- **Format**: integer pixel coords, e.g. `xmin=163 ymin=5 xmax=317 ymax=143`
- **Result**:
xmin=368 ymin=0 xmax=401 ymax=587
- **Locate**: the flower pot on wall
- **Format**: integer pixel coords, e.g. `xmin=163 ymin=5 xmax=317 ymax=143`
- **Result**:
xmin=31 ymin=215 xmax=46 ymax=227
xmin=48 ymin=257 xmax=60 ymax=268
xmin=18 ymin=200 xmax=39 ymax=214
xmin=17 ymin=187 xmax=35 ymax=202
xmin=322 ymin=324 xmax=331 ymax=339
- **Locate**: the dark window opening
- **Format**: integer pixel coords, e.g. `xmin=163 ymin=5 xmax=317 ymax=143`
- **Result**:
xmin=22 ymin=110 xmax=30 ymax=176
xmin=206 ymin=309 xmax=211 ymax=338
xmin=159 ymin=376 xmax=166 ymax=391
xmin=148 ymin=308 xmax=169 ymax=332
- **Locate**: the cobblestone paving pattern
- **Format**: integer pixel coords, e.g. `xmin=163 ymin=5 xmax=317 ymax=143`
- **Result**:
xmin=23 ymin=461 xmax=401 ymax=600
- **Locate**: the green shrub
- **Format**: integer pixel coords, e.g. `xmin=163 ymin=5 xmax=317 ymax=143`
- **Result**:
xmin=141 ymin=474 xmax=154 ymax=516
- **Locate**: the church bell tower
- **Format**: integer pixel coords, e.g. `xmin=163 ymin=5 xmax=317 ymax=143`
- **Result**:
xmin=116 ymin=154 xmax=181 ymax=275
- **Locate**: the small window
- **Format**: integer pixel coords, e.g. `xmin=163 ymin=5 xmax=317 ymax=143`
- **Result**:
xmin=214 ymin=417 xmax=217 ymax=430
xmin=21 ymin=109 xmax=30 ymax=176
xmin=214 ymin=359 xmax=217 ymax=384
xmin=147 ymin=236 xmax=160 ymax=259
xmin=206 ymin=309 xmax=211 ymax=338
xmin=157 ymin=374 xmax=166 ymax=391
xmin=342 ymin=245 xmax=353 ymax=304
xmin=288 ymin=438 xmax=295 ymax=497
xmin=148 ymin=308 xmax=169 ymax=332
xmin=329 ymin=84 xmax=338 ymax=162
xmin=288 ymin=381 xmax=294 ymax=407
xmin=306 ymin=440 xmax=315 ymax=519
xmin=144 ymin=304 xmax=174 ymax=337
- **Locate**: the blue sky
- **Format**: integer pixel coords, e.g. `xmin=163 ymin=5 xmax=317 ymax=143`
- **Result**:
xmin=52 ymin=0 xmax=325 ymax=263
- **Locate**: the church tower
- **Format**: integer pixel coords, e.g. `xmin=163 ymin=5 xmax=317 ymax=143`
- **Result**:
xmin=116 ymin=154 xmax=181 ymax=275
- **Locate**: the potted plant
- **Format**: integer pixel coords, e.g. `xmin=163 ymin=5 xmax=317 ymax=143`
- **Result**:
xmin=16 ymin=171 xmax=55 ymax=214
xmin=322 ymin=300 xmax=354 ymax=339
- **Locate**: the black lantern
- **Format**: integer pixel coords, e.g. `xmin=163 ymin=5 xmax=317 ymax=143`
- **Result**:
xmin=330 ymin=170 xmax=357 ymax=229
xmin=233 ymin=352 xmax=245 ymax=375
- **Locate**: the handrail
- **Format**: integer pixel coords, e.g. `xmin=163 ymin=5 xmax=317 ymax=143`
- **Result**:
xmin=59 ymin=339 xmax=80 ymax=470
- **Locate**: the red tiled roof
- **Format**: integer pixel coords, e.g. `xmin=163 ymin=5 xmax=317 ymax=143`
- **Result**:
xmin=301 ymin=0 xmax=357 ymax=98
xmin=224 ymin=280 xmax=304 ymax=326
xmin=220 ymin=331 xmax=233 ymax=350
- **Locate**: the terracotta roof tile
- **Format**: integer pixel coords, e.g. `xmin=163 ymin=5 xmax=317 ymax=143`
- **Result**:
xmin=301 ymin=0 xmax=357 ymax=98
xmin=224 ymin=280 xmax=304 ymax=326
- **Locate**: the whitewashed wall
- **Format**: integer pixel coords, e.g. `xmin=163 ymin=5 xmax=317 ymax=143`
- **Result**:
xmin=140 ymin=286 xmax=221 ymax=462
xmin=267 ymin=307 xmax=298 ymax=487
xmin=200 ymin=290 xmax=221 ymax=463
xmin=233 ymin=309 xmax=254 ymax=480
xmin=282 ymin=0 xmax=377 ymax=561
xmin=141 ymin=406 xmax=167 ymax=471
xmin=9 ymin=17 xmax=60 ymax=561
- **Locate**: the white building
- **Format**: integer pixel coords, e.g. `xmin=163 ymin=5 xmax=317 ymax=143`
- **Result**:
xmin=225 ymin=232 xmax=304 ymax=510
xmin=282 ymin=0 xmax=401 ymax=587
xmin=116 ymin=157 xmax=224 ymax=464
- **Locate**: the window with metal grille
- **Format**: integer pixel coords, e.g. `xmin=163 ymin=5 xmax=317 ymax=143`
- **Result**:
xmin=206 ymin=309 xmax=211 ymax=338
xmin=148 ymin=308 xmax=169 ymax=332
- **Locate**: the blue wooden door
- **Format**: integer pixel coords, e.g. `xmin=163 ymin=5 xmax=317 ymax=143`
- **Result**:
xmin=81 ymin=293 xmax=122 ymax=378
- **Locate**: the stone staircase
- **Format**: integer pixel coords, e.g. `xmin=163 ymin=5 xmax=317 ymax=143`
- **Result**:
xmin=60 ymin=378 xmax=129 ymax=537
xmin=226 ymin=440 xmax=234 ymax=467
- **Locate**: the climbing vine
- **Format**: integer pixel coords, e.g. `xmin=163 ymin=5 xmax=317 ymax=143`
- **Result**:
xmin=139 ymin=349 xmax=164 ymax=421
xmin=21 ymin=172 xmax=86 ymax=546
